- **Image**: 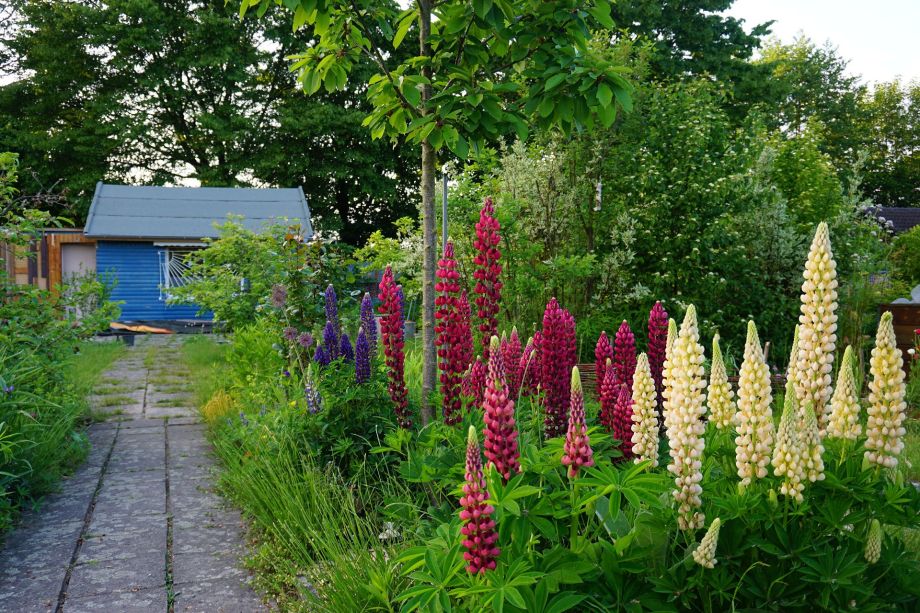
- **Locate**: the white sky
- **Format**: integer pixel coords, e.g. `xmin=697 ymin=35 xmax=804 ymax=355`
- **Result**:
xmin=726 ymin=0 xmax=920 ymax=85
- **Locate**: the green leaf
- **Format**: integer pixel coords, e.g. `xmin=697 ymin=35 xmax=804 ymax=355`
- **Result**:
xmin=447 ymin=133 xmax=468 ymax=159
xmin=588 ymin=2 xmax=614 ymax=29
xmin=401 ymin=80 xmax=421 ymax=108
xmin=544 ymin=72 xmax=567 ymax=92
xmin=546 ymin=592 xmax=588 ymax=613
xmin=393 ymin=11 xmax=416 ymax=49
xmin=597 ymin=83 xmax=613 ymax=108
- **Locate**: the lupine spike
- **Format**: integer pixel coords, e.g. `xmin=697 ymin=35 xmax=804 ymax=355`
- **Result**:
xmin=460 ymin=426 xmax=500 ymax=574
xmin=541 ymin=298 xmax=577 ymax=438
xmin=464 ymin=357 xmax=487 ymax=410
xmin=827 ymin=346 xmax=861 ymax=440
xmin=313 ymin=343 xmax=330 ymax=367
xmin=613 ymin=320 xmax=637 ymax=390
xmin=360 ymin=292 xmax=377 ymax=355
xmin=323 ymin=320 xmax=339 ymax=360
xmin=647 ymin=302 xmax=669 ymax=410
xmin=734 ymin=321 xmax=774 ymax=487
xmin=666 ymin=306 xmax=707 ymax=531
xmin=865 ymin=312 xmax=907 ymax=468
xmin=561 ymin=367 xmax=593 ymax=477
xmin=355 ymin=328 xmax=371 ymax=384
xmin=519 ymin=334 xmax=540 ymax=397
xmin=661 ymin=317 xmax=679 ymax=429
xmin=612 ymin=383 xmax=634 ymax=461
xmin=473 ymin=197 xmax=503 ymax=351
xmin=865 ymin=519 xmax=882 ymax=564
xmin=631 ymin=353 xmax=659 ymax=466
xmin=435 ymin=240 xmax=465 ymax=424
xmin=692 ymin=518 xmax=722 ymax=569
xmin=483 ymin=336 xmax=521 ymax=481
xmin=707 ymin=334 xmax=735 ymax=429
xmin=594 ymin=331 xmax=614 ymax=398
xmin=339 ymin=332 xmax=354 ymax=363
xmin=800 ymin=401 xmax=825 ymax=483
xmin=772 ymin=380 xmax=805 ymax=502
xmin=793 ymin=222 xmax=838 ymax=428
xmin=378 ymin=266 xmax=411 ymax=428
xmin=501 ymin=328 xmax=523 ymax=400
xmin=598 ymin=358 xmax=618 ymax=432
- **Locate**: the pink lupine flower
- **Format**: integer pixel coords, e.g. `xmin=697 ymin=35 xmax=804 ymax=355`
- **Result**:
xmin=594 ymin=331 xmax=614 ymax=398
xmin=483 ymin=336 xmax=521 ymax=481
xmin=457 ymin=291 xmax=474 ymax=371
xmin=598 ymin=358 xmax=618 ymax=432
xmin=647 ymin=302 xmax=669 ymax=409
xmin=519 ymin=333 xmax=540 ymax=397
xmin=464 ymin=357 xmax=487 ymax=411
xmin=473 ymin=197 xmax=503 ymax=352
xmin=612 ymin=383 xmax=634 ymax=460
xmin=561 ymin=367 xmax=594 ymax=477
xmin=460 ymin=426 xmax=500 ymax=574
xmin=541 ymin=298 xmax=577 ymax=438
xmin=614 ymin=320 xmax=637 ymax=390
xmin=500 ymin=328 xmax=523 ymax=400
xmin=378 ymin=266 xmax=411 ymax=428
xmin=435 ymin=241 xmax=464 ymax=425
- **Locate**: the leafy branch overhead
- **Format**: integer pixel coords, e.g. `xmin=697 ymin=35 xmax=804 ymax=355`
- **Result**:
xmin=241 ymin=0 xmax=633 ymax=158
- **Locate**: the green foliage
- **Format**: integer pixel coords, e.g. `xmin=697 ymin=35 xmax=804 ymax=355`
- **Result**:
xmin=891 ymin=226 xmax=920 ymax=286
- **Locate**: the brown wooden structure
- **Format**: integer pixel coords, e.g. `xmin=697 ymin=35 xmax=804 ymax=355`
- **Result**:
xmin=0 ymin=228 xmax=95 ymax=292
xmin=879 ymin=304 xmax=920 ymax=372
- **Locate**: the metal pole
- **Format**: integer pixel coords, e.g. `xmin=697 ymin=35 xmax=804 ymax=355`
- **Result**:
xmin=441 ymin=170 xmax=449 ymax=254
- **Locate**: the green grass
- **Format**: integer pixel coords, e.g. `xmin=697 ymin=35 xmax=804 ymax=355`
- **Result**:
xmin=904 ymin=418 xmax=920 ymax=483
xmin=66 ymin=340 xmax=126 ymax=395
xmin=181 ymin=335 xmax=228 ymax=407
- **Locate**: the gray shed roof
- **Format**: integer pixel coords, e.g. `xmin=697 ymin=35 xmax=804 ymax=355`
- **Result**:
xmin=874 ymin=207 xmax=920 ymax=235
xmin=84 ymin=183 xmax=313 ymax=240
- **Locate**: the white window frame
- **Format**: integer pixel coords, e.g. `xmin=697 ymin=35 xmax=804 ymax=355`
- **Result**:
xmin=157 ymin=246 xmax=202 ymax=301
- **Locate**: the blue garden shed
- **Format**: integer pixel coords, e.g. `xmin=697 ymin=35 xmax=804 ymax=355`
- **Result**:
xmin=84 ymin=183 xmax=312 ymax=321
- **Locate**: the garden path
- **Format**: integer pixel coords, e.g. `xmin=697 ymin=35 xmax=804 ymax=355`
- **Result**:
xmin=0 ymin=335 xmax=265 ymax=612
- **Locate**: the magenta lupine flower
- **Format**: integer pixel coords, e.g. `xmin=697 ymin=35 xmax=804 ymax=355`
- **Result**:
xmin=313 ymin=344 xmax=330 ymax=367
xmin=360 ymin=292 xmax=377 ymax=355
xmin=519 ymin=332 xmax=541 ymax=397
xmin=457 ymin=291 xmax=474 ymax=372
xmin=595 ymin=331 xmax=614 ymax=398
xmin=270 ymin=284 xmax=287 ymax=308
xmin=339 ymin=332 xmax=354 ymax=363
xmin=460 ymin=426 xmax=500 ymax=574
xmin=598 ymin=358 xmax=618 ymax=432
xmin=647 ymin=302 xmax=669 ymax=409
xmin=500 ymin=328 xmax=523 ymax=400
xmin=464 ymin=357 xmax=488 ymax=411
xmin=378 ymin=266 xmax=411 ymax=428
xmin=323 ymin=320 xmax=339 ymax=360
xmin=612 ymin=383 xmax=634 ymax=460
xmin=473 ymin=197 xmax=503 ymax=352
xmin=355 ymin=328 xmax=371 ymax=384
xmin=561 ymin=367 xmax=594 ymax=478
xmin=483 ymin=336 xmax=521 ymax=481
xmin=436 ymin=240 xmax=465 ymax=425
xmin=541 ymin=298 xmax=577 ymax=438
xmin=614 ymin=320 xmax=637 ymax=390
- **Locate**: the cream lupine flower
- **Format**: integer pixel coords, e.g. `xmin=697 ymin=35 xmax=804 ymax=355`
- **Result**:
xmin=772 ymin=380 xmax=805 ymax=502
xmin=786 ymin=325 xmax=800 ymax=383
xmin=734 ymin=321 xmax=774 ymax=487
xmin=826 ymin=346 xmax=861 ymax=440
xmin=800 ymin=401 xmax=825 ymax=483
xmin=865 ymin=312 xmax=907 ymax=468
xmin=794 ymin=222 xmax=838 ymax=428
xmin=666 ymin=306 xmax=707 ymax=531
xmin=631 ymin=353 xmax=660 ymax=467
xmin=692 ymin=518 xmax=722 ymax=569
xmin=707 ymin=334 xmax=735 ymax=429
xmin=661 ymin=318 xmax=678 ymax=428
xmin=865 ymin=519 xmax=882 ymax=564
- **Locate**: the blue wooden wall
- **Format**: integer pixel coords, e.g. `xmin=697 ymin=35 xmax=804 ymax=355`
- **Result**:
xmin=96 ymin=241 xmax=208 ymax=321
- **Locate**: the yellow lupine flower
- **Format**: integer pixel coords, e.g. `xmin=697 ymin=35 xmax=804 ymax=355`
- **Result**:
xmin=800 ymin=401 xmax=825 ymax=483
xmin=865 ymin=312 xmax=907 ymax=468
xmin=772 ymin=380 xmax=805 ymax=502
xmin=631 ymin=353 xmax=660 ymax=467
xmin=793 ymin=222 xmax=838 ymax=427
xmin=826 ymin=346 xmax=862 ymax=440
xmin=707 ymin=334 xmax=735 ymax=429
xmin=666 ymin=306 xmax=707 ymax=531
xmin=734 ymin=321 xmax=774 ymax=486
xmin=692 ymin=518 xmax=722 ymax=569
xmin=661 ymin=317 xmax=678 ymax=430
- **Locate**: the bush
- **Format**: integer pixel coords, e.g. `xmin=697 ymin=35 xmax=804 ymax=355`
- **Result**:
xmin=891 ymin=225 xmax=920 ymax=286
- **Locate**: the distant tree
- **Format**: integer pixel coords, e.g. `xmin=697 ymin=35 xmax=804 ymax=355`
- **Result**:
xmin=240 ymin=0 xmax=633 ymax=423
xmin=855 ymin=80 xmax=919 ymax=207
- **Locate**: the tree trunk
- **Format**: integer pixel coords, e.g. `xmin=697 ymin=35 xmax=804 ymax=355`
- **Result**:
xmin=418 ymin=0 xmax=436 ymax=426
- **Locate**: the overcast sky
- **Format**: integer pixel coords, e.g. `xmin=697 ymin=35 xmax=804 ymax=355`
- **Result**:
xmin=727 ymin=0 xmax=920 ymax=85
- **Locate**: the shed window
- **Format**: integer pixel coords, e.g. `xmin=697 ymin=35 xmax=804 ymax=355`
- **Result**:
xmin=158 ymin=248 xmax=200 ymax=300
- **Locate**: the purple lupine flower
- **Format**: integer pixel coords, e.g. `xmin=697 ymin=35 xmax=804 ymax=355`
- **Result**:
xmin=339 ymin=332 xmax=354 ymax=363
xmin=355 ymin=328 xmax=371 ymax=384
xmin=324 ymin=284 xmax=339 ymax=330
xmin=2 ymin=385 xmax=13 ymax=394
xmin=271 ymin=284 xmax=287 ymax=308
xmin=314 ymin=344 xmax=330 ymax=367
xmin=239 ymin=412 xmax=250 ymax=427
xmin=360 ymin=292 xmax=377 ymax=354
xmin=283 ymin=326 xmax=298 ymax=342
xmin=297 ymin=332 xmax=314 ymax=349
xmin=323 ymin=320 xmax=339 ymax=360
xmin=282 ymin=369 xmax=291 ymax=378
xmin=305 ymin=382 xmax=323 ymax=414
xmin=397 ymin=285 xmax=405 ymax=320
